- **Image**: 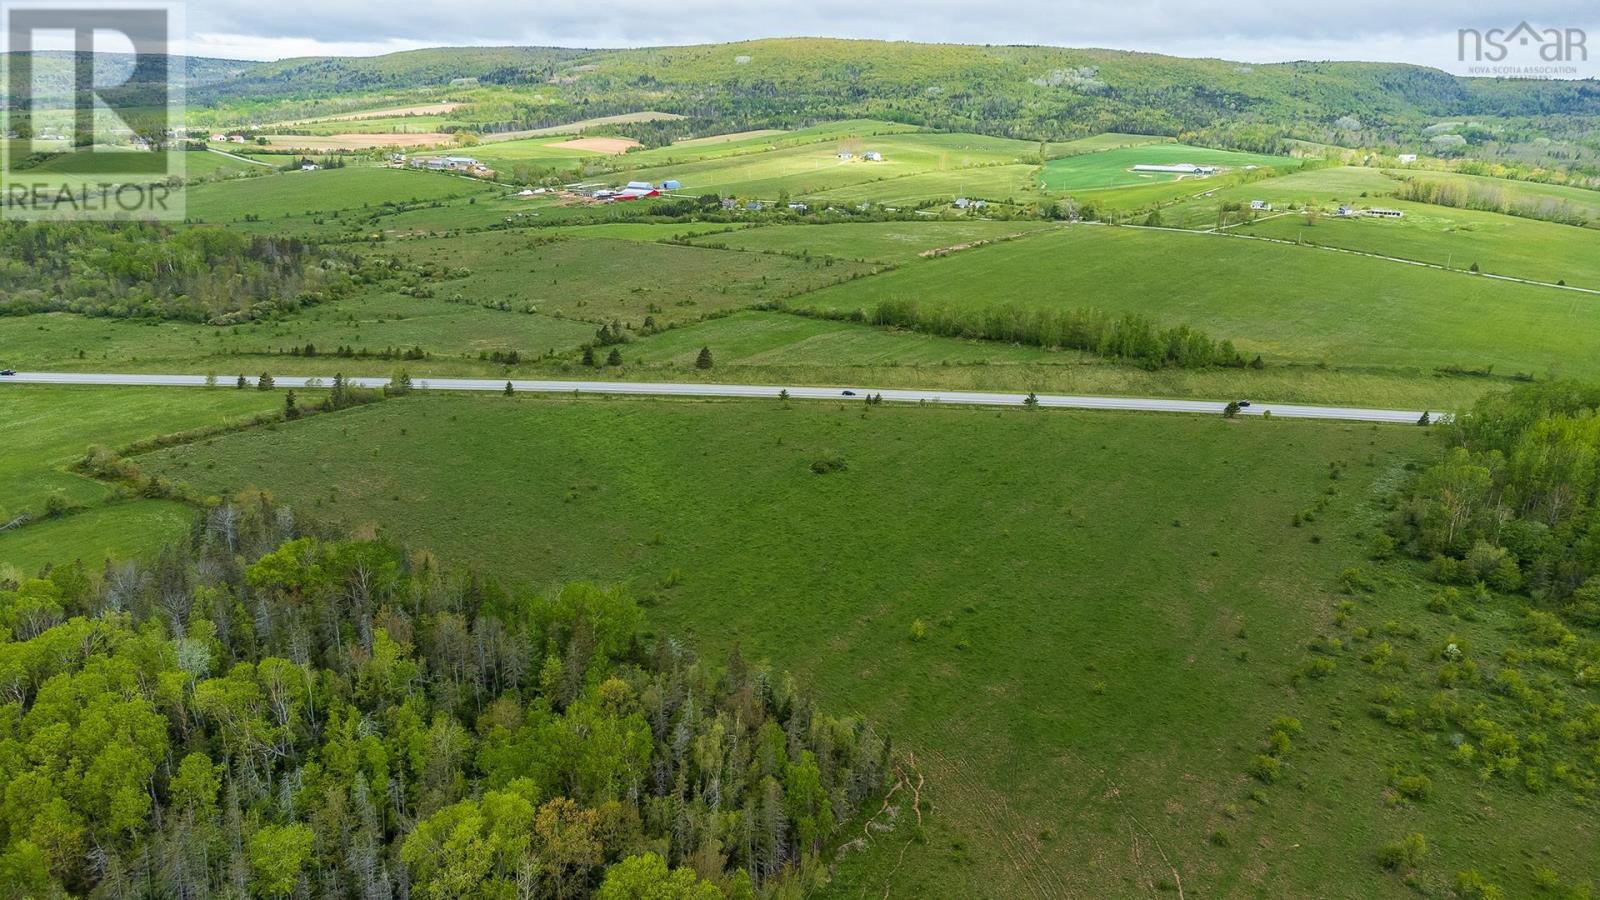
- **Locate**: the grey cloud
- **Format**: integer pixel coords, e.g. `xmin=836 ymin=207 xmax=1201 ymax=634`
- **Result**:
xmin=183 ymin=0 xmax=1600 ymax=68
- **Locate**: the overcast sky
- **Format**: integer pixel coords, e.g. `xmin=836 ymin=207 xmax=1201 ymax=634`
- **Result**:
xmin=77 ymin=1 xmax=1600 ymax=77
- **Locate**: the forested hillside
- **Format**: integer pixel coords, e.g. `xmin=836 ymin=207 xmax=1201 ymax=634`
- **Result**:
xmin=182 ymin=39 xmax=1600 ymax=139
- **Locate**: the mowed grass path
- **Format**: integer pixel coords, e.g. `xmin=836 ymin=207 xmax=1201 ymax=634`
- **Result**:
xmin=798 ymin=225 xmax=1600 ymax=378
xmin=139 ymin=395 xmax=1430 ymax=897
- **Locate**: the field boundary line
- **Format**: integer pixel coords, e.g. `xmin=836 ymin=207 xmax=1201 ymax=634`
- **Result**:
xmin=1114 ymin=222 xmax=1600 ymax=297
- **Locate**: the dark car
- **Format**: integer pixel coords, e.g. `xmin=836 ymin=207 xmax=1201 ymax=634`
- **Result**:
xmin=0 ymin=369 xmax=15 ymax=376
xmin=841 ymin=390 xmax=857 ymax=397
xmin=1236 ymin=400 xmax=1252 ymax=408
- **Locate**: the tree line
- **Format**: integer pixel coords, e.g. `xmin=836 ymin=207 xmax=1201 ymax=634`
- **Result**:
xmin=0 ymin=494 xmax=889 ymax=898
xmin=835 ymin=298 xmax=1252 ymax=369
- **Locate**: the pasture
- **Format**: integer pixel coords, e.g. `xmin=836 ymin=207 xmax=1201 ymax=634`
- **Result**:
xmin=1234 ymin=199 xmax=1600 ymax=289
xmin=127 ymin=393 xmax=1597 ymax=898
xmin=371 ymin=231 xmax=882 ymax=324
xmin=797 ymin=224 xmax=1600 ymax=379
xmin=182 ymin=166 xmax=499 ymax=223
xmin=686 ymin=220 xmax=1060 ymax=262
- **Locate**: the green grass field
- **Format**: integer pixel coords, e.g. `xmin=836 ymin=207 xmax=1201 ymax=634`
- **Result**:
xmin=119 ymin=393 xmax=1598 ymax=897
xmin=1233 ymin=199 xmax=1600 ymax=289
xmin=468 ymin=136 xmax=608 ymax=171
xmin=596 ymin=120 xmax=923 ymax=170
xmin=0 ymin=295 xmax=599 ymax=374
xmin=1040 ymin=144 xmax=1296 ymax=192
xmin=1043 ymin=132 xmax=1174 ymax=158
xmin=686 ymin=220 xmax=1058 ymax=262
xmin=798 ymin=224 xmax=1600 ymax=379
xmin=806 ymin=164 xmax=1042 ymax=206
xmin=610 ymin=131 xmax=1043 ymax=200
xmin=1153 ymin=165 xmax=1403 ymax=228
xmin=183 ymin=166 xmax=499 ymax=223
xmin=0 ymin=385 xmax=290 ymax=574
xmin=372 ymin=231 xmax=881 ymax=325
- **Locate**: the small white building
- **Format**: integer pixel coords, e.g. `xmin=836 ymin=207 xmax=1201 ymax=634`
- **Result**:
xmin=1249 ymin=199 xmax=1272 ymax=211
xmin=836 ymin=151 xmax=854 ymax=160
xmin=300 ymin=162 xmax=319 ymax=171
xmin=1397 ymin=154 xmax=1418 ymax=164
xmin=863 ymin=151 xmax=883 ymax=161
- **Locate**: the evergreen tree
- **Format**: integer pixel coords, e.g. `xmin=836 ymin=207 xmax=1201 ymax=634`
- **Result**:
xmin=696 ymin=346 xmax=714 ymax=369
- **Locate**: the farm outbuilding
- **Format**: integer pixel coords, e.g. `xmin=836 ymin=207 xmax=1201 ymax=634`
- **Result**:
xmin=661 ymin=179 xmax=682 ymax=190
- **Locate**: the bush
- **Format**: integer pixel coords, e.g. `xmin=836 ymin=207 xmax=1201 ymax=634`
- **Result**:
xmin=1249 ymin=754 xmax=1281 ymax=783
xmin=809 ymin=453 xmax=846 ymax=475
xmin=909 ymin=619 xmax=926 ymax=642
xmin=1455 ymin=869 xmax=1505 ymax=900
xmin=1377 ymin=832 xmax=1427 ymax=870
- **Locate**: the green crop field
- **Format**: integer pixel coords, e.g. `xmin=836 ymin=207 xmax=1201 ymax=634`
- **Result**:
xmin=798 ymin=224 xmax=1600 ymax=379
xmin=1040 ymin=144 xmax=1297 ymax=192
xmin=686 ymin=220 xmax=1058 ymax=262
xmin=116 ymin=393 xmax=1597 ymax=897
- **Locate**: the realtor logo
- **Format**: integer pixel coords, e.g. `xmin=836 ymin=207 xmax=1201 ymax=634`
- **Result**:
xmin=1458 ymin=23 xmax=1588 ymax=77
xmin=1 ymin=1 xmax=186 ymax=220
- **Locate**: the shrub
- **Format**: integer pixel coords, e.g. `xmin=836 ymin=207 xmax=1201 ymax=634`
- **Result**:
xmin=1377 ymin=832 xmax=1427 ymax=870
xmin=1249 ymin=754 xmax=1281 ymax=783
xmin=1455 ymin=869 xmax=1505 ymax=900
xmin=1391 ymin=771 xmax=1433 ymax=802
xmin=909 ymin=619 xmax=926 ymax=642
xmin=810 ymin=453 xmax=847 ymax=475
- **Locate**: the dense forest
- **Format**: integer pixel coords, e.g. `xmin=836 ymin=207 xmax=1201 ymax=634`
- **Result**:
xmin=0 ymin=495 xmax=888 ymax=898
xmin=0 ymin=224 xmax=358 ymax=323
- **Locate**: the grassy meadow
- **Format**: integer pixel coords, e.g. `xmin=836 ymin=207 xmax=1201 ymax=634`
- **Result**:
xmin=1234 ymin=200 xmax=1600 ymax=288
xmin=111 ymin=393 xmax=1594 ymax=897
xmin=797 ymin=224 xmax=1600 ymax=379
xmin=183 ymin=166 xmax=498 ymax=223
xmin=0 ymin=385 xmax=288 ymax=573
xmin=372 ymin=231 xmax=882 ymax=325
xmin=685 ymin=220 xmax=1058 ymax=262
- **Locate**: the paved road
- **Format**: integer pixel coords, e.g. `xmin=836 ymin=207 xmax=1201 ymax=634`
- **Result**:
xmin=1 ymin=371 xmax=1437 ymax=424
